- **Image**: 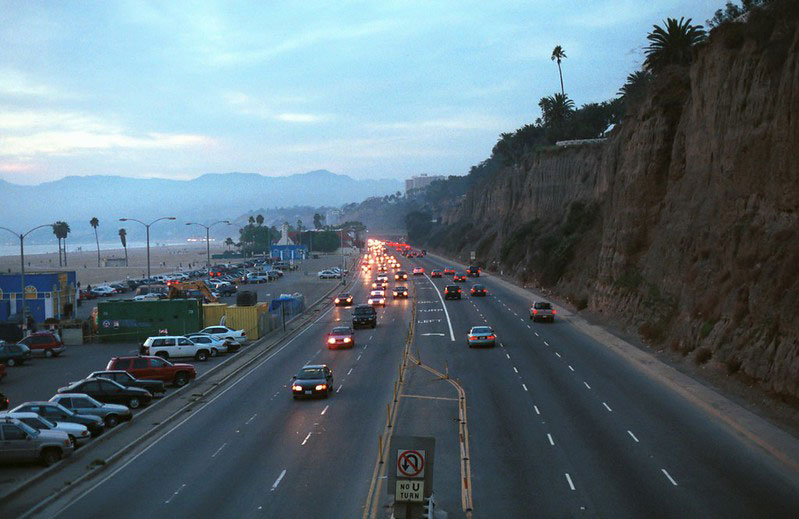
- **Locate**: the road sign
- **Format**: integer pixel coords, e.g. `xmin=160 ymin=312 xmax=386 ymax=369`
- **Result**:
xmin=470 ymin=250 xmax=476 ymax=261
xmin=397 ymin=449 xmax=425 ymax=478
xmin=395 ymin=480 xmax=424 ymax=503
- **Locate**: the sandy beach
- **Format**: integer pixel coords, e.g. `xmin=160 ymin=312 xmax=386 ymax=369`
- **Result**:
xmin=0 ymin=243 xmax=229 ymax=287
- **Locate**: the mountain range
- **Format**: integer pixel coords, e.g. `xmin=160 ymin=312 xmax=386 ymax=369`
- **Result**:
xmin=0 ymin=170 xmax=403 ymax=243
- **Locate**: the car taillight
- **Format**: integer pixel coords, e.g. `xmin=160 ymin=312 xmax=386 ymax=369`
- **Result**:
xmin=469 ymin=336 xmax=478 ymax=340
xmin=457 ymin=289 xmax=461 ymax=293
xmin=328 ymin=337 xmax=336 ymax=344
xmin=552 ymin=310 xmax=557 ymax=314
xmin=487 ymin=335 xmax=495 ymax=340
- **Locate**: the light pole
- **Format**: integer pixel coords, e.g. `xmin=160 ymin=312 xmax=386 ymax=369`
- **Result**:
xmin=118 ymin=217 xmax=176 ymax=279
xmin=0 ymin=223 xmax=56 ymax=331
xmin=185 ymin=220 xmax=230 ymax=267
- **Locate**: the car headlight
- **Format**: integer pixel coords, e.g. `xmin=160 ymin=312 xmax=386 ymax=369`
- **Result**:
xmin=328 ymin=337 xmax=336 ymax=344
xmin=334 ymin=298 xmax=340 ymax=303
xmin=292 ymin=385 xmax=303 ymax=391
xmin=315 ymin=384 xmax=327 ymax=391
xmin=343 ymin=337 xmax=351 ymax=343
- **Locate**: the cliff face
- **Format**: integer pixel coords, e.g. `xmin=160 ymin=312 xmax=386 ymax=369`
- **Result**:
xmin=437 ymin=16 xmax=799 ymax=398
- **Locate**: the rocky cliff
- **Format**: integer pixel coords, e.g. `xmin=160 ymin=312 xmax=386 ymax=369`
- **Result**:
xmin=431 ymin=11 xmax=799 ymax=400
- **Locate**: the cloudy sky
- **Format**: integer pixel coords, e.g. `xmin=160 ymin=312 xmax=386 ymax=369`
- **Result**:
xmin=0 ymin=0 xmax=719 ymax=185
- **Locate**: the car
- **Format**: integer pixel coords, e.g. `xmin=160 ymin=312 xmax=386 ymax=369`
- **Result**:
xmin=352 ymin=304 xmax=377 ymax=329
xmin=444 ymin=285 xmax=462 ymax=300
xmin=214 ymin=283 xmax=237 ymax=296
xmin=0 ymin=416 xmax=73 ymax=466
xmin=57 ymin=379 xmax=152 ymax=409
xmin=393 ymin=286 xmax=409 ymax=298
xmin=291 ymin=365 xmax=334 ymax=399
xmin=106 ymin=356 xmax=196 ymax=387
xmin=371 ymin=279 xmax=388 ymax=289
xmin=141 ymin=335 xmax=212 ymax=361
xmin=470 ymin=284 xmax=487 ymax=297
xmin=133 ymin=292 xmax=166 ymax=301
xmin=85 ymin=370 xmax=166 ymax=396
xmin=368 ymin=290 xmax=387 ymax=307
xmin=466 ymin=326 xmax=497 ymax=348
xmin=90 ymin=285 xmax=117 ymax=296
xmin=412 ymin=267 xmax=425 ymax=275
xmin=49 ymin=394 xmax=132 ymax=428
xmin=453 ymin=273 xmax=467 ymax=282
xmin=430 ymin=269 xmax=443 ymax=278
xmin=0 ymin=341 xmax=31 ymax=366
xmin=12 ymin=402 xmax=105 ymax=437
xmin=376 ymin=273 xmax=389 ymax=282
xmin=108 ymin=282 xmax=129 ymax=293
xmin=467 ymin=265 xmax=481 ymax=277
xmin=443 ymin=267 xmax=456 ymax=275
xmin=334 ymin=293 xmax=354 ymax=307
xmin=530 ymin=301 xmax=556 ymax=322
xmin=318 ymin=270 xmax=341 ymax=279
xmin=326 ymin=326 xmax=355 ymax=349
xmin=377 ymin=265 xmax=387 ymax=272
xmin=187 ymin=333 xmax=234 ymax=354
xmin=18 ymin=331 xmax=66 ymax=358
xmin=79 ymin=289 xmax=96 ymax=300
xmin=199 ymin=325 xmax=247 ymax=345
xmin=1 ymin=411 xmax=91 ymax=448
xmin=246 ymin=274 xmax=269 ymax=283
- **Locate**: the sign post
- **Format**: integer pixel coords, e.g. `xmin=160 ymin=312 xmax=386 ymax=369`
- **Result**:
xmin=388 ymin=436 xmax=435 ymax=519
xmin=470 ymin=250 xmax=476 ymax=261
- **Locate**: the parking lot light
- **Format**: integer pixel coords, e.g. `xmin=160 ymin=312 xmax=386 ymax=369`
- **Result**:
xmin=118 ymin=217 xmax=176 ymax=279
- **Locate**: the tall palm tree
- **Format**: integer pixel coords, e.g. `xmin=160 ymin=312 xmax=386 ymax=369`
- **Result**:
xmin=256 ymin=214 xmax=264 ymax=226
xmin=53 ymin=222 xmax=71 ymax=266
xmin=52 ymin=224 xmax=63 ymax=266
xmin=118 ymin=228 xmax=128 ymax=266
xmin=551 ymin=45 xmax=567 ymax=96
xmin=538 ymin=93 xmax=575 ymax=127
xmin=248 ymin=216 xmax=255 ymax=225
xmin=644 ymin=17 xmax=706 ymax=72
xmin=90 ymin=217 xmax=100 ymax=267
xmin=224 ymin=237 xmax=234 ymax=251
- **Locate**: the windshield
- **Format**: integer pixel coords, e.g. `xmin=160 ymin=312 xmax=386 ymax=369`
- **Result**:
xmin=297 ymin=368 xmax=325 ymax=379
xmin=471 ymin=327 xmax=492 ymax=334
xmin=331 ymin=327 xmax=351 ymax=335
xmin=534 ymin=302 xmax=553 ymax=309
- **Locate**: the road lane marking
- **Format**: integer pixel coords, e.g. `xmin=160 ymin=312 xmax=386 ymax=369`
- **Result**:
xmin=505 ymin=353 xmax=510 ymax=359
xmin=424 ymin=274 xmax=455 ymax=341
xmin=534 ymin=405 xmax=540 ymax=415
xmin=568 ymin=365 xmax=574 ymax=372
xmin=164 ymin=483 xmax=186 ymax=504
xmin=603 ymin=402 xmax=612 ymax=412
xmin=584 ymin=381 xmax=591 ymax=389
xmin=534 ymin=332 xmax=539 ymax=337
xmin=245 ymin=413 xmax=257 ymax=425
xmin=347 ymin=368 xmax=353 ymax=375
xmin=301 ymin=432 xmax=312 ymax=445
xmin=211 ymin=442 xmax=227 ymax=458
xmin=544 ymin=341 xmax=549 ymax=346
xmin=555 ymin=352 xmax=561 ymax=358
xmin=627 ymin=430 xmax=639 ymax=443
xmin=565 ymin=473 xmax=575 ymax=491
xmin=513 ymin=366 xmax=519 ymax=374
xmin=547 ymin=434 xmax=554 ymax=446
xmin=271 ymin=469 xmax=287 ymax=491
xmin=321 ymin=405 xmax=329 ymax=415
xmin=527 ymin=325 xmax=531 ymax=328
xmin=336 ymin=384 xmax=343 ymax=393
xmin=401 ymin=394 xmax=459 ymax=402
xmin=522 ymin=383 xmax=528 ymax=391
xmin=662 ymin=469 xmax=678 ymax=486
xmin=357 ymin=354 xmax=362 ymax=361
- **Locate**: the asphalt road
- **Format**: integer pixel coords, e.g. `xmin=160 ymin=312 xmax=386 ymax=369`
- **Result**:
xmin=25 ymin=251 xmax=799 ymax=518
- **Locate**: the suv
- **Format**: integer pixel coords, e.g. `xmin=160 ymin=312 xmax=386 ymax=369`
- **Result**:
xmin=352 ymin=305 xmax=377 ymax=329
xmin=106 ymin=356 xmax=196 ymax=387
xmin=530 ymin=301 xmax=556 ymax=322
xmin=0 ymin=341 xmax=31 ymax=367
xmin=141 ymin=336 xmax=211 ymax=361
xmin=467 ymin=266 xmax=481 ymax=277
xmin=18 ymin=331 xmax=66 ymax=358
xmin=0 ymin=416 xmax=73 ymax=466
xmin=444 ymin=285 xmax=462 ymax=300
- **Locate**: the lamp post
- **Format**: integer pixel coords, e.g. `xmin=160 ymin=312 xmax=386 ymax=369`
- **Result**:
xmin=0 ymin=223 xmax=56 ymax=331
xmin=185 ymin=220 xmax=231 ymax=267
xmin=118 ymin=217 xmax=176 ymax=279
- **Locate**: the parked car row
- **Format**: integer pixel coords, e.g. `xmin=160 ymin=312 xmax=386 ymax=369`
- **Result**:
xmin=0 ymin=331 xmax=66 ymax=367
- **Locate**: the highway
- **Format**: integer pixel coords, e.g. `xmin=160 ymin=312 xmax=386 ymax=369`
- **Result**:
xmin=33 ymin=249 xmax=799 ymax=518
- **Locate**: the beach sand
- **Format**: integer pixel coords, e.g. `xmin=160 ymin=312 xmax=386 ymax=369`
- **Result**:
xmin=0 ymin=243 xmax=229 ymax=287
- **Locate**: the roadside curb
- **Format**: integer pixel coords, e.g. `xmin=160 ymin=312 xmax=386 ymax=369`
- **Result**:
xmin=3 ymin=260 xmax=360 ymax=514
xmin=425 ymin=251 xmax=799 ymax=476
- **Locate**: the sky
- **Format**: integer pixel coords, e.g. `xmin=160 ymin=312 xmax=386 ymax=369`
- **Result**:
xmin=0 ymin=0 xmax=721 ymax=185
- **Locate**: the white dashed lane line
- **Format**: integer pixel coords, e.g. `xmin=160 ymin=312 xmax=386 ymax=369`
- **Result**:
xmin=547 ymin=433 xmax=555 ymax=446
xmin=245 ymin=413 xmax=257 ymax=425
xmin=627 ymin=430 xmax=639 ymax=443
xmin=522 ymin=383 xmax=528 ymax=392
xmin=565 ymin=473 xmax=575 ymax=491
xmin=544 ymin=341 xmax=549 ymax=346
xmin=568 ymin=365 xmax=575 ymax=372
xmin=336 ymin=384 xmax=343 ymax=393
xmin=164 ymin=483 xmax=187 ymax=504
xmin=534 ymin=332 xmax=539 ymax=337
xmin=584 ymin=381 xmax=592 ymax=389
xmin=505 ymin=353 xmax=510 ymax=359
xmin=271 ymin=469 xmax=287 ymax=491
xmin=211 ymin=442 xmax=227 ymax=458
xmin=603 ymin=402 xmax=613 ymax=412
xmin=555 ymin=352 xmax=561 ymax=358
xmin=347 ymin=368 xmax=353 ymax=375
xmin=301 ymin=432 xmax=312 ymax=445
xmin=534 ymin=405 xmax=541 ymax=415
xmin=662 ymin=469 xmax=678 ymax=486
xmin=513 ymin=366 xmax=519 ymax=374
xmin=321 ymin=405 xmax=329 ymax=416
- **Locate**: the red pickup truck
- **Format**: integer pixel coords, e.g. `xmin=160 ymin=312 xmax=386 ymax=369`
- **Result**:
xmin=106 ymin=356 xmax=196 ymax=387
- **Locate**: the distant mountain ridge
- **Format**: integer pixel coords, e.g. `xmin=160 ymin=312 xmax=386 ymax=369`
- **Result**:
xmin=0 ymin=170 xmax=403 ymax=242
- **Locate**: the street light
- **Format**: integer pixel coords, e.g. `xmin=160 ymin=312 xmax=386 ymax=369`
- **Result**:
xmin=118 ymin=217 xmax=176 ymax=279
xmin=0 ymin=223 xmax=56 ymax=332
xmin=185 ymin=220 xmax=231 ymax=267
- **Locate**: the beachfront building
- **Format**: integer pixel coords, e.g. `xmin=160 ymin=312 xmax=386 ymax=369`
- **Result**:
xmin=0 ymin=271 xmax=78 ymax=324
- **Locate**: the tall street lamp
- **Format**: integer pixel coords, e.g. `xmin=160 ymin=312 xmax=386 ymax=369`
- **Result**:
xmin=0 ymin=223 xmax=56 ymax=331
xmin=118 ymin=217 xmax=176 ymax=279
xmin=185 ymin=220 xmax=231 ymax=267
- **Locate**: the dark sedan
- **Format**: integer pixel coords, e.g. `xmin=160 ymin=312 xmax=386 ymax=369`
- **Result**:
xmin=291 ymin=365 xmax=334 ymax=399
xmin=57 ymin=378 xmax=152 ymax=409
xmin=86 ymin=370 xmax=166 ymax=397
xmin=12 ymin=401 xmax=105 ymax=437
xmin=453 ymin=273 xmax=467 ymax=282
xmin=393 ymin=286 xmax=409 ymax=298
xmin=470 ymin=284 xmax=487 ymax=297
xmin=334 ymin=293 xmax=354 ymax=306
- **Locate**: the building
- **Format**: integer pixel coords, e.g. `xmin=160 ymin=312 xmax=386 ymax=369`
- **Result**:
xmin=102 ymin=257 xmax=127 ymax=267
xmin=405 ymin=174 xmax=445 ymax=194
xmin=0 ymin=271 xmax=78 ymax=324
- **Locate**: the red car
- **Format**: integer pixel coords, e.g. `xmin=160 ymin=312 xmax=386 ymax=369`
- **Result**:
xmin=443 ymin=267 xmax=456 ymax=275
xmin=326 ymin=326 xmax=355 ymax=349
xmin=18 ymin=331 xmax=66 ymax=358
xmin=453 ymin=273 xmax=467 ymax=282
xmin=106 ymin=356 xmax=196 ymax=387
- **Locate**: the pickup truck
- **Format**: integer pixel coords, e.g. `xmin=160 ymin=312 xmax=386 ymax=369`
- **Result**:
xmin=530 ymin=301 xmax=556 ymax=322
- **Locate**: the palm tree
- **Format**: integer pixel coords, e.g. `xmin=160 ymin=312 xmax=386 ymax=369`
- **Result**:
xmin=644 ymin=17 xmax=706 ymax=72
xmin=256 ymin=214 xmax=264 ymax=226
xmin=551 ymin=45 xmax=567 ymax=96
xmin=538 ymin=93 xmax=575 ymax=127
xmin=90 ymin=217 xmax=100 ymax=267
xmin=118 ymin=228 xmax=128 ymax=266
xmin=618 ymin=70 xmax=652 ymax=100
xmin=248 ymin=216 xmax=255 ymax=225
xmin=224 ymin=237 xmax=234 ymax=251
xmin=53 ymin=222 xmax=71 ymax=266
xmin=52 ymin=224 xmax=63 ymax=266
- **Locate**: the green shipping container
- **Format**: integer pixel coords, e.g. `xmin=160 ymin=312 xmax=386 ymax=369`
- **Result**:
xmin=97 ymin=299 xmax=202 ymax=343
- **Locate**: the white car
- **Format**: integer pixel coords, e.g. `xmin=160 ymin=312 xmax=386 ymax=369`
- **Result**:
xmin=246 ymin=274 xmax=269 ymax=283
xmin=368 ymin=290 xmax=386 ymax=307
xmin=90 ymin=286 xmax=116 ymax=296
xmin=318 ymin=270 xmax=341 ymax=279
xmin=199 ymin=326 xmax=247 ymax=345
xmin=133 ymin=293 xmax=163 ymax=301
xmin=186 ymin=333 xmax=229 ymax=356
xmin=141 ymin=335 xmax=212 ymax=361
xmin=1 ymin=411 xmax=91 ymax=448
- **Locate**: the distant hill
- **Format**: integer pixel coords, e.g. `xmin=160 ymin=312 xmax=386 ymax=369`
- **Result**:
xmin=0 ymin=171 xmax=402 ymax=243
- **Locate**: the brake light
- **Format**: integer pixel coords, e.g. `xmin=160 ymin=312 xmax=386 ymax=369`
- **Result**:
xmin=552 ymin=310 xmax=557 ymax=314
xmin=487 ymin=335 xmax=495 ymax=340
xmin=533 ymin=309 xmax=538 ymax=314
xmin=457 ymin=289 xmax=461 ymax=293
xmin=469 ymin=336 xmax=478 ymax=341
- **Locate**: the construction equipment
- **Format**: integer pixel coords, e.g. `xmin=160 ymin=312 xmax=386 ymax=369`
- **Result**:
xmin=167 ymin=281 xmax=218 ymax=303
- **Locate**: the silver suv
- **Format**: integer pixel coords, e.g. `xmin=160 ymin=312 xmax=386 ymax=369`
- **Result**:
xmin=0 ymin=416 xmax=74 ymax=466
